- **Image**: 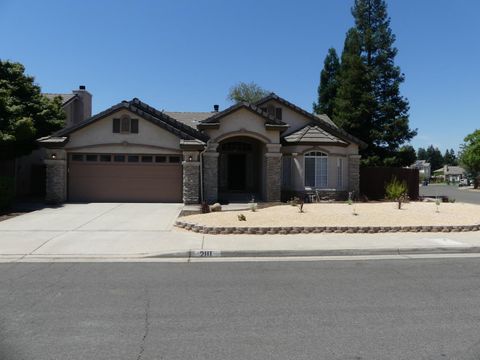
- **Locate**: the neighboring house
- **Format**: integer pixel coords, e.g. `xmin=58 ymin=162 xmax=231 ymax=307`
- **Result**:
xmin=38 ymin=93 xmax=365 ymax=204
xmin=433 ymin=165 xmax=466 ymax=183
xmin=14 ymin=86 xmax=92 ymax=197
xmin=410 ymin=160 xmax=431 ymax=179
xmin=44 ymin=85 xmax=92 ymax=127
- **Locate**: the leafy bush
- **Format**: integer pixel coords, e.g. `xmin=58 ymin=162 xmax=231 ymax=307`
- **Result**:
xmin=237 ymin=214 xmax=246 ymax=221
xmin=0 ymin=176 xmax=15 ymax=211
xmin=385 ymin=177 xmax=408 ymax=209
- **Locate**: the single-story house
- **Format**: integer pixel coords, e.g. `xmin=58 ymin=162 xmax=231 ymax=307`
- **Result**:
xmin=38 ymin=93 xmax=366 ymax=204
xmin=433 ymin=165 xmax=466 ymax=183
xmin=410 ymin=160 xmax=431 ymax=179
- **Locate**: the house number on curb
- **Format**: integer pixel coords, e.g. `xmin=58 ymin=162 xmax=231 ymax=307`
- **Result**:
xmin=192 ymin=250 xmax=221 ymax=257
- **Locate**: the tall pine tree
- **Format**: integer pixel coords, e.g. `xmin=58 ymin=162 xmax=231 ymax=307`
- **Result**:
xmin=334 ymin=29 xmax=376 ymax=161
xmin=332 ymin=0 xmax=416 ymax=166
xmin=313 ymin=48 xmax=340 ymax=117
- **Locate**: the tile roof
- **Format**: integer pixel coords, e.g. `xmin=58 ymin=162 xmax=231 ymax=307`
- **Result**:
xmin=283 ymin=123 xmax=348 ymax=145
xmin=43 ymin=93 xmax=77 ymax=105
xmin=165 ymin=112 xmax=213 ymax=128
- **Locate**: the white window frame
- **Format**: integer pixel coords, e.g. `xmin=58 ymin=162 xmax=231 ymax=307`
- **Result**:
xmin=304 ymin=151 xmax=328 ymax=188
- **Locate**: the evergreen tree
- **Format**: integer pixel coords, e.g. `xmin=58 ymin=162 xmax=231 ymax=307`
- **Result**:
xmin=443 ymin=148 xmax=458 ymax=165
xmin=333 ymin=29 xmax=377 ymax=162
xmin=333 ymin=0 xmax=416 ymax=166
xmin=313 ymin=48 xmax=340 ymax=117
xmin=425 ymin=145 xmax=444 ymax=171
xmin=0 ymin=60 xmax=65 ymax=160
xmin=417 ymin=147 xmax=427 ymax=160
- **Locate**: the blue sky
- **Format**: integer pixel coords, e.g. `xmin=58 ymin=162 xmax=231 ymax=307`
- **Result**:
xmin=1 ymin=0 xmax=479 ymax=153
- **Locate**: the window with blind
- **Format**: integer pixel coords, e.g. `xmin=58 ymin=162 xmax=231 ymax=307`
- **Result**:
xmin=282 ymin=156 xmax=292 ymax=188
xmin=304 ymin=151 xmax=328 ymax=188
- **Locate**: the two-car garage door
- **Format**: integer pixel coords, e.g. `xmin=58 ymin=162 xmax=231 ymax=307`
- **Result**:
xmin=68 ymin=153 xmax=183 ymax=202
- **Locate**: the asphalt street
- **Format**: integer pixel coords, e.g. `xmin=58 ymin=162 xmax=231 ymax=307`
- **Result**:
xmin=2 ymin=259 xmax=480 ymax=360
xmin=420 ymin=184 xmax=480 ymax=204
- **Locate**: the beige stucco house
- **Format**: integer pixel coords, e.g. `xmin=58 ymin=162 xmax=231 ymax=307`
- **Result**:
xmin=38 ymin=93 xmax=365 ymax=204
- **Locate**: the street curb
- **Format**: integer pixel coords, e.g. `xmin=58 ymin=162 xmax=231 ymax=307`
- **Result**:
xmin=147 ymin=246 xmax=480 ymax=258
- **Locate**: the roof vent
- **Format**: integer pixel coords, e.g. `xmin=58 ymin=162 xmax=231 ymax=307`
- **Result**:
xmin=213 ymin=104 xmax=219 ymax=112
xmin=79 ymin=85 xmax=86 ymax=90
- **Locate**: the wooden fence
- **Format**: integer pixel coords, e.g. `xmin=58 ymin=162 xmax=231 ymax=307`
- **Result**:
xmin=360 ymin=167 xmax=419 ymax=200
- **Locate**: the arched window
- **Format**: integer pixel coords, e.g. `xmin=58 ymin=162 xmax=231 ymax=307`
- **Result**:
xmin=304 ymin=151 xmax=328 ymax=188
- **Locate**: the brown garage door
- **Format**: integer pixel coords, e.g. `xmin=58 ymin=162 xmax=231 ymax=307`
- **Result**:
xmin=68 ymin=153 xmax=182 ymax=202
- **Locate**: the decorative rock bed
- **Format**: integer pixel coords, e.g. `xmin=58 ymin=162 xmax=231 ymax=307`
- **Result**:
xmin=176 ymin=220 xmax=480 ymax=235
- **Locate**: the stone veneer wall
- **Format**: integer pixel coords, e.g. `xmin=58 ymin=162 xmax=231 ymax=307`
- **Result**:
xmin=348 ymin=155 xmax=361 ymax=196
xmin=45 ymin=159 xmax=67 ymax=203
xmin=182 ymin=161 xmax=200 ymax=204
xmin=203 ymin=152 xmax=219 ymax=203
xmin=265 ymin=154 xmax=282 ymax=202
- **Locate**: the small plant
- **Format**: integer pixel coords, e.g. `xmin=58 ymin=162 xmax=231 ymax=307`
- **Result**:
xmin=449 ymin=198 xmax=456 ymax=203
xmin=347 ymin=192 xmax=357 ymax=215
xmin=385 ymin=177 xmax=408 ymax=209
xmin=249 ymin=196 xmax=257 ymax=212
xmin=201 ymin=202 xmax=210 ymax=214
xmin=435 ymin=198 xmax=441 ymax=213
xmin=237 ymin=214 xmax=246 ymax=221
xmin=299 ymin=199 xmax=304 ymax=213
xmin=289 ymin=196 xmax=300 ymax=206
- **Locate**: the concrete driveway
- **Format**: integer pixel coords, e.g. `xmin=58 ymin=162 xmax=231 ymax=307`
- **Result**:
xmin=0 ymin=203 xmax=202 ymax=258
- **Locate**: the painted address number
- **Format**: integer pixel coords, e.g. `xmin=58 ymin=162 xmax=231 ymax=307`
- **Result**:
xmin=192 ymin=250 xmax=221 ymax=257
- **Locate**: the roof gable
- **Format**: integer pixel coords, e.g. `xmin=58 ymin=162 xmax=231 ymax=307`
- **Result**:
xmin=256 ymin=93 xmax=366 ymax=148
xmin=198 ymin=102 xmax=288 ymax=130
xmin=283 ymin=123 xmax=348 ymax=146
xmin=52 ymin=98 xmax=208 ymax=142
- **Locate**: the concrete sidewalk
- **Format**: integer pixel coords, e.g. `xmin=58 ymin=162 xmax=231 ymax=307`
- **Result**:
xmin=1 ymin=226 xmax=480 ymax=261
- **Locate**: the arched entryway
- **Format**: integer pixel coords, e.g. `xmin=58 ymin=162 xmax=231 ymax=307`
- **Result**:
xmin=218 ymin=136 xmax=264 ymax=202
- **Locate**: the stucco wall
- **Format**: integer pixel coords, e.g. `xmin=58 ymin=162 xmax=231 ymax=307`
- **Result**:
xmin=282 ymin=144 xmax=359 ymax=192
xmin=66 ymin=109 xmax=181 ymax=154
xmin=203 ymin=108 xmax=280 ymax=144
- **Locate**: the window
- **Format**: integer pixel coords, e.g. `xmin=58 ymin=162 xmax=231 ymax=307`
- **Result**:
xmin=275 ymin=107 xmax=282 ymax=120
xmin=114 ymin=155 xmax=126 ymax=162
xmin=141 ymin=155 xmax=153 ymax=163
xmin=337 ymin=158 xmax=344 ymax=188
xmin=155 ymin=156 xmax=167 ymax=163
xmin=282 ymin=156 xmax=292 ymax=188
xmin=169 ymin=156 xmax=181 ymax=163
xmin=304 ymin=151 xmax=328 ymax=188
xmin=113 ymin=117 xmax=139 ymax=134
xmin=72 ymin=154 xmax=83 ymax=161
xmin=99 ymin=155 xmax=111 ymax=162
xmin=86 ymin=154 xmax=98 ymax=162
xmin=128 ymin=155 xmax=139 ymax=162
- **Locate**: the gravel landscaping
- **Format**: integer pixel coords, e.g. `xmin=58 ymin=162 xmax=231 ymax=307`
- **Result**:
xmin=179 ymin=202 xmax=480 ymax=231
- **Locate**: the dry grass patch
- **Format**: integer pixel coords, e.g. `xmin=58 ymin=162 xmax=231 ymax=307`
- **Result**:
xmin=182 ymin=202 xmax=480 ymax=228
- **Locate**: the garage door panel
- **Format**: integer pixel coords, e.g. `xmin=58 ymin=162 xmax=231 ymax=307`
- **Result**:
xmin=68 ymin=159 xmax=183 ymax=203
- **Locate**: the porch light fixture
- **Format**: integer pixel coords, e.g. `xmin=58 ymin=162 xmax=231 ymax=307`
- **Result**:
xmin=51 ymin=153 xmax=57 ymax=159
xmin=188 ymin=156 xmax=193 ymax=162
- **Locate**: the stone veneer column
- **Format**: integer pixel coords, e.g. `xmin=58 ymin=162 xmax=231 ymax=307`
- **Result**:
xmin=348 ymin=154 xmax=361 ymax=196
xmin=265 ymin=144 xmax=282 ymax=202
xmin=202 ymin=142 xmax=219 ymax=203
xmin=44 ymin=149 xmax=67 ymax=204
xmin=182 ymin=158 xmax=200 ymax=204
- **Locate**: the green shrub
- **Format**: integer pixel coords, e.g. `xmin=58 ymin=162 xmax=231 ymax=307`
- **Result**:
xmin=385 ymin=177 xmax=408 ymax=209
xmin=0 ymin=176 xmax=15 ymax=211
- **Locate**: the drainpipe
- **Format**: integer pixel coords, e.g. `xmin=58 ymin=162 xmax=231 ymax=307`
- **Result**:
xmin=199 ymin=139 xmax=210 ymax=203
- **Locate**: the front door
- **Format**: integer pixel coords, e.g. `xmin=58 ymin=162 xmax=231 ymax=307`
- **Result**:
xmin=227 ymin=153 xmax=246 ymax=191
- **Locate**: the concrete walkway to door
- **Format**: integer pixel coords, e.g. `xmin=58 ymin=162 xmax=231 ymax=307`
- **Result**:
xmin=0 ymin=203 xmax=202 ymax=258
